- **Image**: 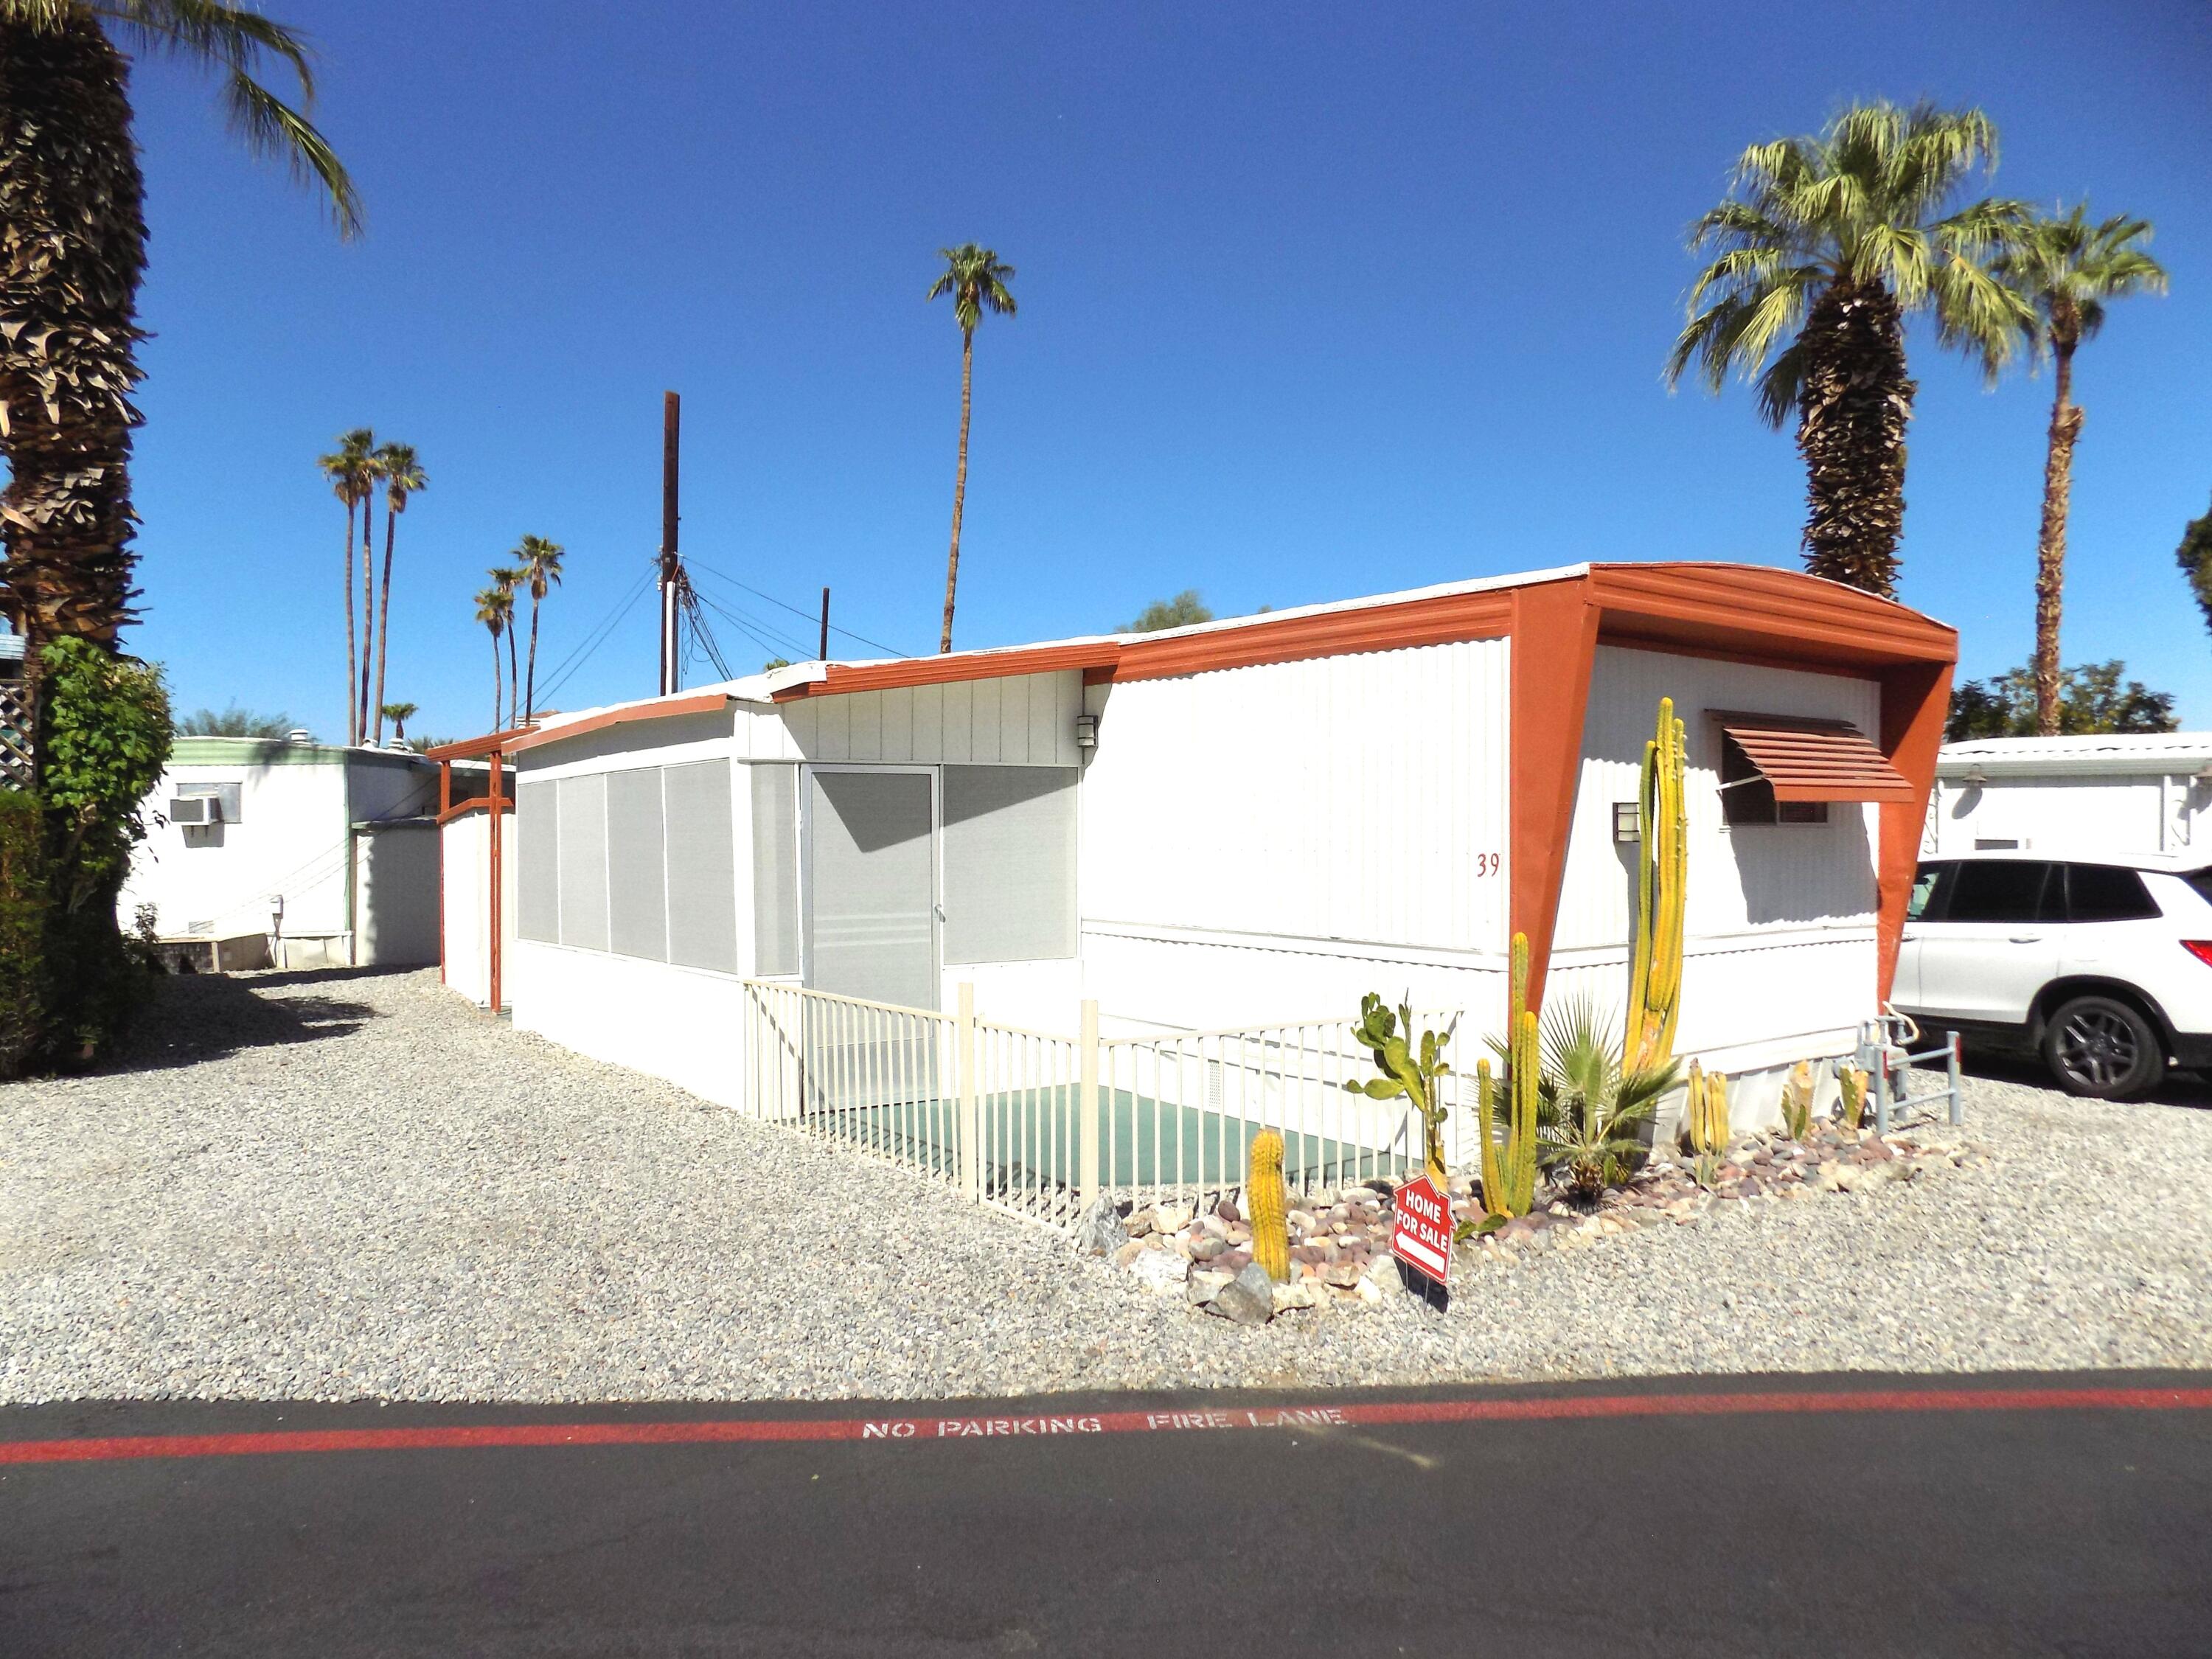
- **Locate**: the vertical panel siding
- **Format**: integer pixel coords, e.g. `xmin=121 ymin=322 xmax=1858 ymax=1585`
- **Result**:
xmin=732 ymin=672 xmax=1079 ymax=767
xmin=1079 ymin=639 xmax=1511 ymax=954
xmin=1927 ymin=776 xmax=2166 ymax=857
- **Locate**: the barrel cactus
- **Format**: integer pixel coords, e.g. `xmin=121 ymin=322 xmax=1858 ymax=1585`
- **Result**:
xmin=1247 ymin=1127 xmax=1291 ymax=1283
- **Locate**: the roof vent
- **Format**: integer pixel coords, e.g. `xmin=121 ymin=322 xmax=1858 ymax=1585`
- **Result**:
xmin=285 ymin=728 xmax=314 ymax=745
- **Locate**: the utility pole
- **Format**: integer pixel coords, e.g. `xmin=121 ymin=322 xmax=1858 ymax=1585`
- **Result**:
xmin=658 ymin=390 xmax=681 ymax=696
xmin=818 ymin=587 xmax=830 ymax=661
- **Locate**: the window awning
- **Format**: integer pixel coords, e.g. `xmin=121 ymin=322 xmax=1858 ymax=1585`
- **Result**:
xmin=1712 ymin=712 xmax=1916 ymax=804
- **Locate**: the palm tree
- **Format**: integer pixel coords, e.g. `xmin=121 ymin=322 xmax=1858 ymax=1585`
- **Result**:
xmin=491 ymin=565 xmax=526 ymax=726
xmin=316 ymin=428 xmax=375 ymax=744
xmin=1667 ymin=102 xmax=2032 ymax=598
xmin=925 ymin=244 xmax=1017 ymax=652
xmin=1531 ymin=994 xmax=1681 ymax=1204
xmin=379 ymin=700 xmax=416 ymax=744
xmin=0 ymin=1 xmax=358 ymax=670
xmin=514 ymin=535 xmax=564 ymax=722
xmin=369 ymin=442 xmax=425 ymax=744
xmin=1992 ymin=205 xmax=2168 ymax=734
xmin=473 ymin=586 xmax=508 ymax=731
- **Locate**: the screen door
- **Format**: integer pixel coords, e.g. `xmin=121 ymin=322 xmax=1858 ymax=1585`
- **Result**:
xmin=801 ymin=769 xmax=941 ymax=1134
xmin=805 ymin=769 xmax=937 ymax=1009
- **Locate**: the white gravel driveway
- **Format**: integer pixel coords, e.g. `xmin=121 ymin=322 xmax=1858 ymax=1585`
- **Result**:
xmin=3 ymin=968 xmax=2208 ymax=1403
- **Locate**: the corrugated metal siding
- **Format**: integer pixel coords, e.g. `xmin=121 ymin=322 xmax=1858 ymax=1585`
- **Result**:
xmin=1552 ymin=647 xmax=1883 ymax=956
xmin=738 ymin=671 xmax=1085 ymax=766
xmin=1079 ymin=639 xmax=1511 ymax=953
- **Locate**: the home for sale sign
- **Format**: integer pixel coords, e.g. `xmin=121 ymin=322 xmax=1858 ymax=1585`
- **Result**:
xmin=1391 ymin=1174 xmax=1452 ymax=1284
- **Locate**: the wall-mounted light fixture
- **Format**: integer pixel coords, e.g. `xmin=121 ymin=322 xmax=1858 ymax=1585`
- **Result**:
xmin=1964 ymin=764 xmax=1987 ymax=785
xmin=1613 ymin=801 xmax=1640 ymax=844
xmin=1075 ymin=714 xmax=1098 ymax=749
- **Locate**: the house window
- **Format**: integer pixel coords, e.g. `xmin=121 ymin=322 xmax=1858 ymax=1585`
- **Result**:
xmin=1719 ymin=732 xmax=1829 ymax=827
xmin=750 ymin=764 xmax=799 ymax=976
xmin=942 ymin=765 xmax=1078 ymax=964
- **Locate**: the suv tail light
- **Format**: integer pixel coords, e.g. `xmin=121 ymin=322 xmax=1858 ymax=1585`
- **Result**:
xmin=2185 ymin=942 xmax=2212 ymax=969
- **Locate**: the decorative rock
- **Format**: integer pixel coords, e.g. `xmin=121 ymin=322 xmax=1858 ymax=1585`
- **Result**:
xmin=1322 ymin=1259 xmax=1365 ymax=1289
xmin=1271 ymin=1279 xmax=1324 ymax=1314
xmin=1123 ymin=1208 xmax=1157 ymax=1238
xmin=1130 ymin=1250 xmax=1189 ymax=1293
xmin=1215 ymin=1197 xmax=1241 ymax=1225
xmin=1206 ymin=1263 xmax=1277 ymax=1326
xmin=1190 ymin=1235 xmax=1228 ymax=1262
xmin=1111 ymin=1239 xmax=1147 ymax=1269
xmin=1073 ymin=1196 xmax=1125 ymax=1256
xmin=1152 ymin=1202 xmax=1194 ymax=1234
xmin=1186 ymin=1268 xmax=1232 ymax=1308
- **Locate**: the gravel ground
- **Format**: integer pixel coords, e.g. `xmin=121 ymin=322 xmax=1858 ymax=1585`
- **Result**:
xmin=3 ymin=967 xmax=2209 ymax=1404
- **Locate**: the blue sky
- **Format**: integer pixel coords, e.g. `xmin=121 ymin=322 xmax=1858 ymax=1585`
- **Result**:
xmin=116 ymin=0 xmax=2211 ymax=740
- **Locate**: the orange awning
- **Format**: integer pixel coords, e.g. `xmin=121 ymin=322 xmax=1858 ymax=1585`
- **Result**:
xmin=1714 ymin=712 xmax=1916 ymax=804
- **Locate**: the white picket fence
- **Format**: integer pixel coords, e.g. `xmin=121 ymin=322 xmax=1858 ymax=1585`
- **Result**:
xmin=738 ymin=981 xmax=1455 ymax=1231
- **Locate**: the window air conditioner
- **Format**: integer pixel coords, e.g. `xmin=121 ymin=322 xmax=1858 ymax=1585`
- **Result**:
xmin=170 ymin=796 xmax=218 ymax=825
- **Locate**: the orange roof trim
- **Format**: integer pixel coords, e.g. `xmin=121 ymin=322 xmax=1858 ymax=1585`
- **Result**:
xmin=504 ymin=690 xmax=734 ymax=754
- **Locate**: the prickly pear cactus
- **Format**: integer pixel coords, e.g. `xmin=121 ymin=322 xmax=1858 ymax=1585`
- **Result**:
xmin=1344 ymin=993 xmax=1453 ymax=1182
xmin=1248 ymin=1128 xmax=1291 ymax=1283
xmin=1627 ymin=698 xmax=1688 ymax=1074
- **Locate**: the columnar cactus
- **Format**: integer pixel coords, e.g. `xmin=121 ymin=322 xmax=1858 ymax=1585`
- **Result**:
xmin=1477 ymin=932 xmax=1540 ymax=1222
xmin=1683 ymin=1061 xmax=1731 ymax=1157
xmin=1247 ymin=1127 xmax=1291 ymax=1283
xmin=1781 ymin=1059 xmax=1815 ymax=1141
xmin=1627 ymin=698 xmax=1688 ymax=1074
xmin=1837 ymin=1065 xmax=1868 ymax=1131
xmin=1345 ymin=994 xmax=1452 ymax=1183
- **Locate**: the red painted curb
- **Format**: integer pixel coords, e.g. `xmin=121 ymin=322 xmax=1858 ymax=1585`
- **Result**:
xmin=4 ymin=1386 xmax=2208 ymax=1467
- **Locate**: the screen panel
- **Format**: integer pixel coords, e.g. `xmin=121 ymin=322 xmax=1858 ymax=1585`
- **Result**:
xmin=517 ymin=778 xmax=560 ymax=942
xmin=606 ymin=767 xmax=669 ymax=961
xmin=666 ymin=758 xmax=738 ymax=973
xmin=556 ymin=772 xmax=610 ymax=952
xmin=750 ymin=763 xmax=799 ymax=976
xmin=942 ymin=765 xmax=1077 ymax=964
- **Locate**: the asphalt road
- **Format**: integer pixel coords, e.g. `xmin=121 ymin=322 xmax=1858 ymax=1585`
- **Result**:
xmin=5 ymin=1373 xmax=2209 ymax=1658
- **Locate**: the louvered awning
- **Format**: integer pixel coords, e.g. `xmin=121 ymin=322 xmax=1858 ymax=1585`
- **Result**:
xmin=1713 ymin=712 xmax=1915 ymax=804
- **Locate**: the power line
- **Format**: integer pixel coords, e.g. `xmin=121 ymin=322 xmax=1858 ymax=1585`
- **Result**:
xmin=531 ymin=563 xmax=657 ymax=711
xmin=684 ymin=557 xmax=910 ymax=658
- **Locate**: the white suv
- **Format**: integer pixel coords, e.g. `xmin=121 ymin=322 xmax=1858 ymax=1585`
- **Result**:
xmin=1893 ymin=852 xmax=2212 ymax=1099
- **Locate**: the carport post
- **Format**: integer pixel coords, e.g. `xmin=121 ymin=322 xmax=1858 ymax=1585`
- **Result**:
xmin=958 ymin=982 xmax=978 ymax=1200
xmin=1079 ymin=999 xmax=1101 ymax=1206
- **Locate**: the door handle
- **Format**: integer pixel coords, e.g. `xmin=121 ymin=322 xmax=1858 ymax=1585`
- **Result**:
xmin=2008 ymin=934 xmax=2042 ymax=943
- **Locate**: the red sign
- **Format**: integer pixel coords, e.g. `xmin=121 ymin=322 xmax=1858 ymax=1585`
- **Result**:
xmin=1391 ymin=1174 xmax=1453 ymax=1284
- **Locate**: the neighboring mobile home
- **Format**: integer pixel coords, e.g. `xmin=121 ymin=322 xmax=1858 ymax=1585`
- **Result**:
xmin=435 ymin=562 xmax=1955 ymax=1162
xmin=1927 ymin=732 xmax=2212 ymax=859
xmin=120 ymin=735 xmax=443 ymax=970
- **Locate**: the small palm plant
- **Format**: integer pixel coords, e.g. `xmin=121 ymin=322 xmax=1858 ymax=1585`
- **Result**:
xmin=379 ymin=700 xmax=417 ymax=744
xmin=1533 ymin=993 xmax=1680 ymax=1204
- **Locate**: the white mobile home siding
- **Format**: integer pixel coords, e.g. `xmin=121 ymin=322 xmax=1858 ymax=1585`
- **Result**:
xmin=1076 ymin=639 xmax=1513 ymax=1035
xmin=1546 ymin=645 xmax=1885 ymax=1083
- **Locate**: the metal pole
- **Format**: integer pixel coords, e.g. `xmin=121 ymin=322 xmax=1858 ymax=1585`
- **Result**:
xmin=1947 ymin=1031 xmax=1963 ymax=1127
xmin=818 ymin=587 xmax=830 ymax=662
xmin=1873 ymin=1052 xmax=1891 ymax=1138
xmin=658 ymin=391 xmax=681 ymax=696
xmin=1079 ymin=998 xmax=1102 ymax=1206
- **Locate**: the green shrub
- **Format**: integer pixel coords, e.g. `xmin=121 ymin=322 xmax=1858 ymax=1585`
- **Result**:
xmin=0 ymin=790 xmax=48 ymax=1078
xmin=21 ymin=640 xmax=173 ymax=1067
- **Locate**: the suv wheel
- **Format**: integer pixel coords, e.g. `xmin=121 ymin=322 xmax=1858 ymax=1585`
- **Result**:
xmin=2042 ymin=995 xmax=2164 ymax=1099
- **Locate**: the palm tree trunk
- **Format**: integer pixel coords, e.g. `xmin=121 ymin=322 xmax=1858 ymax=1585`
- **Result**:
xmin=506 ymin=625 xmax=518 ymax=728
xmin=1795 ymin=279 xmax=1913 ymax=599
xmin=0 ymin=16 xmax=148 ymax=666
xmin=490 ymin=633 xmax=501 ymax=731
xmin=342 ymin=498 xmax=357 ymax=744
xmin=939 ymin=327 xmax=974 ymax=654
xmin=372 ymin=505 xmax=396 ymax=744
xmin=358 ymin=493 xmax=376 ymax=742
xmin=2032 ymin=344 xmax=2083 ymax=737
xmin=526 ymin=596 xmax=541 ymax=723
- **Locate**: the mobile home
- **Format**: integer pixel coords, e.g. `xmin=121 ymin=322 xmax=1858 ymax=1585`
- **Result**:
xmin=438 ymin=561 xmax=1953 ymax=1175
xmin=1928 ymin=731 xmax=2212 ymax=858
